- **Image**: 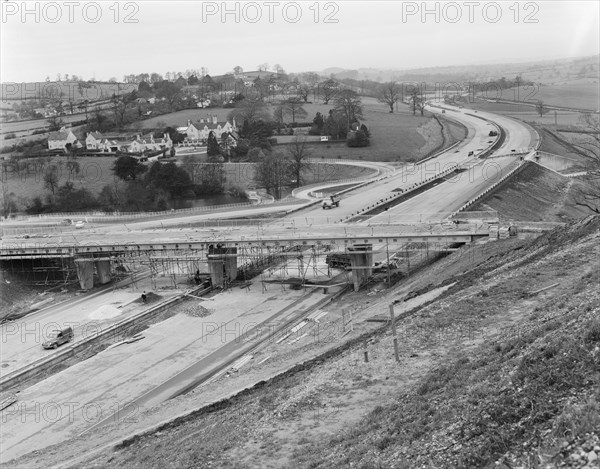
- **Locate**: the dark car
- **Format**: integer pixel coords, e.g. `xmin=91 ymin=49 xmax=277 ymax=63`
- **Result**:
xmin=42 ymin=327 xmax=74 ymax=349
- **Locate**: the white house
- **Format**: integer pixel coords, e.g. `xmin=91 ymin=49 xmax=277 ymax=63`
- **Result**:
xmin=85 ymin=131 xmax=104 ymax=150
xmin=128 ymin=133 xmax=172 ymax=153
xmin=179 ymin=116 xmax=237 ymax=142
xmin=48 ymin=127 xmax=78 ymax=150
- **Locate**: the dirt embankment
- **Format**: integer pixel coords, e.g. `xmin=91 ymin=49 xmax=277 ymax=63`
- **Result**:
xmin=12 ymin=216 xmax=599 ymax=469
xmin=467 ymin=162 xmax=592 ymax=222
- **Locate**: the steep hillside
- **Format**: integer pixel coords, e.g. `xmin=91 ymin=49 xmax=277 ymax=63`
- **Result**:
xmin=467 ymin=162 xmax=592 ymax=222
xmin=13 ymin=217 xmax=598 ymax=469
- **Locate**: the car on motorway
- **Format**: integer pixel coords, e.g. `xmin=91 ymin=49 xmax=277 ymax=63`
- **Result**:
xmin=42 ymin=327 xmax=74 ymax=349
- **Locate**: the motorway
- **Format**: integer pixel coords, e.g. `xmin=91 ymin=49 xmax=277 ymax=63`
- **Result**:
xmin=369 ymin=106 xmax=539 ymax=223
xmin=0 ymin=102 xmax=538 ymax=464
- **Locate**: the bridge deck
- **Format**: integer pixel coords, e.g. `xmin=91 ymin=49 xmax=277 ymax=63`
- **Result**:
xmin=1 ymin=224 xmax=488 ymax=259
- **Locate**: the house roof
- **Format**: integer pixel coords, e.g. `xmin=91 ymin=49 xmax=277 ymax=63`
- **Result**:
xmin=88 ymin=131 xmax=103 ymax=140
xmin=48 ymin=130 xmax=72 ymax=141
xmin=192 ymin=121 xmax=229 ymax=130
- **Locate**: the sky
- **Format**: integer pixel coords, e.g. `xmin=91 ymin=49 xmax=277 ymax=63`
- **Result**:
xmin=1 ymin=0 xmax=599 ymax=82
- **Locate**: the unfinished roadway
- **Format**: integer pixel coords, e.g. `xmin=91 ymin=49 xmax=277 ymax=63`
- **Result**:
xmin=0 ymin=102 xmax=539 ymax=464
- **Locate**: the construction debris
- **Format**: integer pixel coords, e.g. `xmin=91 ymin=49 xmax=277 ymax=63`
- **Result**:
xmin=183 ymin=304 xmax=214 ymax=318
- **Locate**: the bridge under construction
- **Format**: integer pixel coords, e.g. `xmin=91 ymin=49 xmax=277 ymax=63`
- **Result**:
xmin=0 ymin=222 xmax=490 ymax=292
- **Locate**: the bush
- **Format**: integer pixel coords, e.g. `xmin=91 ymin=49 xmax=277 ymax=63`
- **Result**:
xmin=347 ymin=130 xmax=370 ymax=147
xmin=5 ymin=133 xmax=17 ymax=139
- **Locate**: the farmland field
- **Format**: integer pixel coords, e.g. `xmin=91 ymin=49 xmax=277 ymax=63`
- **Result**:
xmin=466 ymin=100 xmax=589 ymax=127
xmin=475 ymin=81 xmax=599 ymax=112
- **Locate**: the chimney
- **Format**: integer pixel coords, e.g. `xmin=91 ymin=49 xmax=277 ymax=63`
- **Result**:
xmin=187 ymin=119 xmax=191 ymax=126
xmin=212 ymin=115 xmax=217 ymax=124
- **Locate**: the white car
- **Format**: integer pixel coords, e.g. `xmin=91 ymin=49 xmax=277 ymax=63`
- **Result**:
xmin=75 ymin=221 xmax=85 ymax=229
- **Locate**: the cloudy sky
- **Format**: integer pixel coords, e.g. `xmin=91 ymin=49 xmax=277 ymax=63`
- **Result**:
xmin=1 ymin=1 xmax=598 ymax=82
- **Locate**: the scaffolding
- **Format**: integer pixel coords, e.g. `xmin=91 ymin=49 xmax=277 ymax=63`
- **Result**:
xmin=1 ymin=235 xmax=465 ymax=291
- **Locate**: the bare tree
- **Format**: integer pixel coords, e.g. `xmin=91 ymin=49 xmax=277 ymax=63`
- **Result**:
xmin=282 ymin=97 xmax=308 ymax=124
xmin=319 ymin=79 xmax=339 ymax=105
xmin=1 ymin=183 xmax=17 ymax=218
xmin=333 ymin=90 xmax=364 ymax=129
xmin=228 ymin=98 xmax=271 ymax=125
xmin=377 ymin=81 xmax=402 ymax=113
xmin=272 ymin=104 xmax=284 ymax=125
xmin=254 ymin=152 xmax=290 ymax=199
xmin=44 ymin=166 xmax=59 ymax=194
xmin=535 ymin=100 xmax=545 ymax=117
xmin=287 ymin=136 xmax=311 ymax=188
xmin=409 ymin=87 xmax=422 ymax=116
xmin=111 ymin=95 xmax=129 ymax=127
xmin=46 ymin=114 xmax=64 ymax=131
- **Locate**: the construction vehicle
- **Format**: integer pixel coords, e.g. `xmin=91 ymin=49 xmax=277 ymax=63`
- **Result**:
xmin=321 ymin=194 xmax=340 ymax=209
xmin=325 ymin=253 xmax=351 ymax=270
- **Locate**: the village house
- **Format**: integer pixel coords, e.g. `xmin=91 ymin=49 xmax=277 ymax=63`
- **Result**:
xmin=85 ymin=131 xmax=104 ymax=150
xmin=95 ymin=132 xmax=172 ymax=154
xmin=47 ymin=127 xmax=79 ymax=151
xmin=177 ymin=116 xmax=237 ymax=143
xmin=127 ymin=133 xmax=172 ymax=153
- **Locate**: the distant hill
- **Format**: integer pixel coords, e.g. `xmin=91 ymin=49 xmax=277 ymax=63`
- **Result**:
xmin=321 ymin=54 xmax=600 ymax=84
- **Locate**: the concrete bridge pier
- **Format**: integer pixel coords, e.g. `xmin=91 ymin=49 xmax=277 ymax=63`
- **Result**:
xmin=95 ymin=259 xmax=112 ymax=284
xmin=347 ymin=244 xmax=373 ymax=292
xmin=207 ymin=247 xmax=238 ymax=287
xmin=74 ymin=259 xmax=95 ymax=290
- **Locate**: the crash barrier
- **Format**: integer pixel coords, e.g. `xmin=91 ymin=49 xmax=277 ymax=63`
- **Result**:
xmin=342 ymin=164 xmax=461 ymax=222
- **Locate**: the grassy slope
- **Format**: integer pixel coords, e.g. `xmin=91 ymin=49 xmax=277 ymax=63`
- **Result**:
xmin=28 ymin=217 xmax=598 ymax=469
xmin=467 ymin=162 xmax=591 ymax=222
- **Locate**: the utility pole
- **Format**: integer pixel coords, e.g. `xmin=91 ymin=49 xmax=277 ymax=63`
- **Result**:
xmin=389 ymin=304 xmax=400 ymax=362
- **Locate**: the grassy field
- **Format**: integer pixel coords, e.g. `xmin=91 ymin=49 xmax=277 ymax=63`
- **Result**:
xmin=522 ymin=81 xmax=599 ymax=111
xmin=467 ymin=100 xmax=589 ymax=127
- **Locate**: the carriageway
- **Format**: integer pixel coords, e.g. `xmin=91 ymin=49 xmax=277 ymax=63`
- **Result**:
xmin=1 ymin=223 xmax=490 ymax=292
